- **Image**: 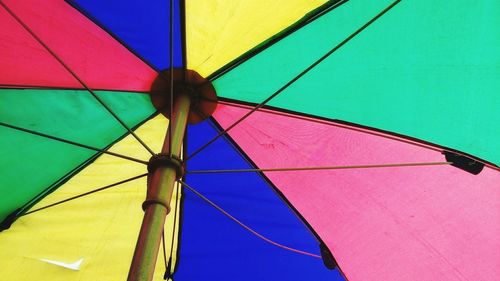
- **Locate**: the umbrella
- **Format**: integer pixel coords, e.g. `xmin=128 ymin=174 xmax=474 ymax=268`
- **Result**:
xmin=0 ymin=0 xmax=498 ymax=280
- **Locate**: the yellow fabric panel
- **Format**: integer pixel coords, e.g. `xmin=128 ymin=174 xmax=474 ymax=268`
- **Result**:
xmin=0 ymin=115 xmax=180 ymax=281
xmin=186 ymin=0 xmax=327 ymax=77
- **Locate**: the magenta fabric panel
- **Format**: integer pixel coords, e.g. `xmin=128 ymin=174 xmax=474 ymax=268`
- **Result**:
xmin=213 ymin=103 xmax=500 ymax=281
xmin=0 ymin=0 xmax=156 ymax=91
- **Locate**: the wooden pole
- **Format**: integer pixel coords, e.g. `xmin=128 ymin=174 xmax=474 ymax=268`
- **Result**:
xmin=127 ymin=93 xmax=191 ymax=281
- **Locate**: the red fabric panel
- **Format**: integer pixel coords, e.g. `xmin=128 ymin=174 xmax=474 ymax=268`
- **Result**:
xmin=213 ymin=103 xmax=500 ymax=281
xmin=0 ymin=0 xmax=156 ymax=91
xmin=0 ymin=7 xmax=75 ymax=88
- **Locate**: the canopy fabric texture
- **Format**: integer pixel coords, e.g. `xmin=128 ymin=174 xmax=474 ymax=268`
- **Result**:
xmin=0 ymin=0 xmax=499 ymax=281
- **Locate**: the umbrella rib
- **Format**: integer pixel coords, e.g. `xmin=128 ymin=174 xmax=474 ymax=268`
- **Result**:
xmin=0 ymin=1 xmax=156 ymax=156
xmin=207 ymin=0 xmax=348 ymax=81
xmin=0 ymin=84 xmax=155 ymax=94
xmin=186 ymin=162 xmax=453 ymax=174
xmin=168 ymin=182 xmax=180 ymax=272
xmin=162 ymin=2 xmax=177 ymax=278
xmin=180 ymin=0 xmax=188 ymax=75
xmin=169 ymin=0 xmax=175 ymax=158
xmin=0 ymin=121 xmax=148 ymax=165
xmin=185 ymin=0 xmax=402 ymax=161
xmin=177 ymin=180 xmax=322 ymax=259
xmin=161 ymin=230 xmax=168 ymax=278
xmin=217 ymin=99 xmax=444 ymax=151
xmin=216 ymin=100 xmax=500 ymax=172
xmin=20 ymin=173 xmax=148 ymax=216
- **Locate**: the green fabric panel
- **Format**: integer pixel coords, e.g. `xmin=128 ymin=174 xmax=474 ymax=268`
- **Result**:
xmin=214 ymin=0 xmax=500 ymax=165
xmin=0 ymin=89 xmax=155 ymax=221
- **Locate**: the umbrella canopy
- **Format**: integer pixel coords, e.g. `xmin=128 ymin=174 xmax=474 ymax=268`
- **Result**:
xmin=0 ymin=0 xmax=499 ymax=280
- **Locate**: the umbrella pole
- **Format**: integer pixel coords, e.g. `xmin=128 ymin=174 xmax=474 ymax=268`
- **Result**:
xmin=128 ymin=93 xmax=191 ymax=281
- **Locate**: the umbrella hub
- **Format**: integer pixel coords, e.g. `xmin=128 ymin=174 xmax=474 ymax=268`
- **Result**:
xmin=149 ymin=68 xmax=217 ymax=124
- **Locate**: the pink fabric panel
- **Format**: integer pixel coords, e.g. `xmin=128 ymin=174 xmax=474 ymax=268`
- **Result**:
xmin=0 ymin=0 xmax=156 ymax=91
xmin=213 ymin=103 xmax=500 ymax=281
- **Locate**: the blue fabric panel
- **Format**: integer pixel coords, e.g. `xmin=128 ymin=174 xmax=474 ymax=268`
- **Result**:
xmin=69 ymin=0 xmax=183 ymax=70
xmin=175 ymin=120 xmax=344 ymax=281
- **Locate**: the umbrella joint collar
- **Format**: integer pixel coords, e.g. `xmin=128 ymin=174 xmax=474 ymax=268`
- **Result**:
xmin=147 ymin=153 xmax=185 ymax=179
xmin=141 ymin=199 xmax=170 ymax=212
xmin=0 ymin=208 xmax=21 ymax=231
xmin=443 ymin=151 xmax=484 ymax=175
